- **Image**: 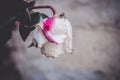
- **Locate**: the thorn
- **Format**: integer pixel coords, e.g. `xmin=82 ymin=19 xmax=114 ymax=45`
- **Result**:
xmin=59 ymin=13 xmax=66 ymax=21
xmin=59 ymin=13 xmax=65 ymax=18
xmin=28 ymin=43 xmax=34 ymax=48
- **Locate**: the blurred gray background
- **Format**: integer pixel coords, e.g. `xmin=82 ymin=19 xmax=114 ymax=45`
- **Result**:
xmin=21 ymin=0 xmax=120 ymax=80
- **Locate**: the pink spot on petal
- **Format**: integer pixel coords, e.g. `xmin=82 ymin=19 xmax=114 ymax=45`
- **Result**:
xmin=42 ymin=17 xmax=58 ymax=44
xmin=43 ymin=18 xmax=55 ymax=31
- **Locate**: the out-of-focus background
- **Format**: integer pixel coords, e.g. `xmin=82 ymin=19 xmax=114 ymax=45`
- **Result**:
xmin=22 ymin=0 xmax=120 ymax=79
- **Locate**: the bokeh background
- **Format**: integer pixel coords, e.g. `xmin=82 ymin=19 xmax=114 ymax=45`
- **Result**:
xmin=21 ymin=0 xmax=120 ymax=79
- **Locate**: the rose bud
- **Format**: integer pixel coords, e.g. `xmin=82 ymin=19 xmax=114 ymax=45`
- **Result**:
xmin=31 ymin=14 xmax=72 ymax=58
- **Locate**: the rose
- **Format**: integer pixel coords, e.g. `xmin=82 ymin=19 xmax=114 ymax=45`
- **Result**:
xmin=32 ymin=15 xmax=72 ymax=58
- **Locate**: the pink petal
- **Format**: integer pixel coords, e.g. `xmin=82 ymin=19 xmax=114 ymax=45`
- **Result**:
xmin=42 ymin=17 xmax=58 ymax=44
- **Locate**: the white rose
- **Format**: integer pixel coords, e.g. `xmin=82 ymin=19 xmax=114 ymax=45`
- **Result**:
xmin=32 ymin=16 xmax=72 ymax=58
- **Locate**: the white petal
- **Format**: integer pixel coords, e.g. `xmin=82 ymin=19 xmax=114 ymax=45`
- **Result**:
xmin=49 ymin=18 xmax=68 ymax=44
xmin=64 ymin=19 xmax=73 ymax=53
xmin=33 ymin=27 xmax=47 ymax=48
